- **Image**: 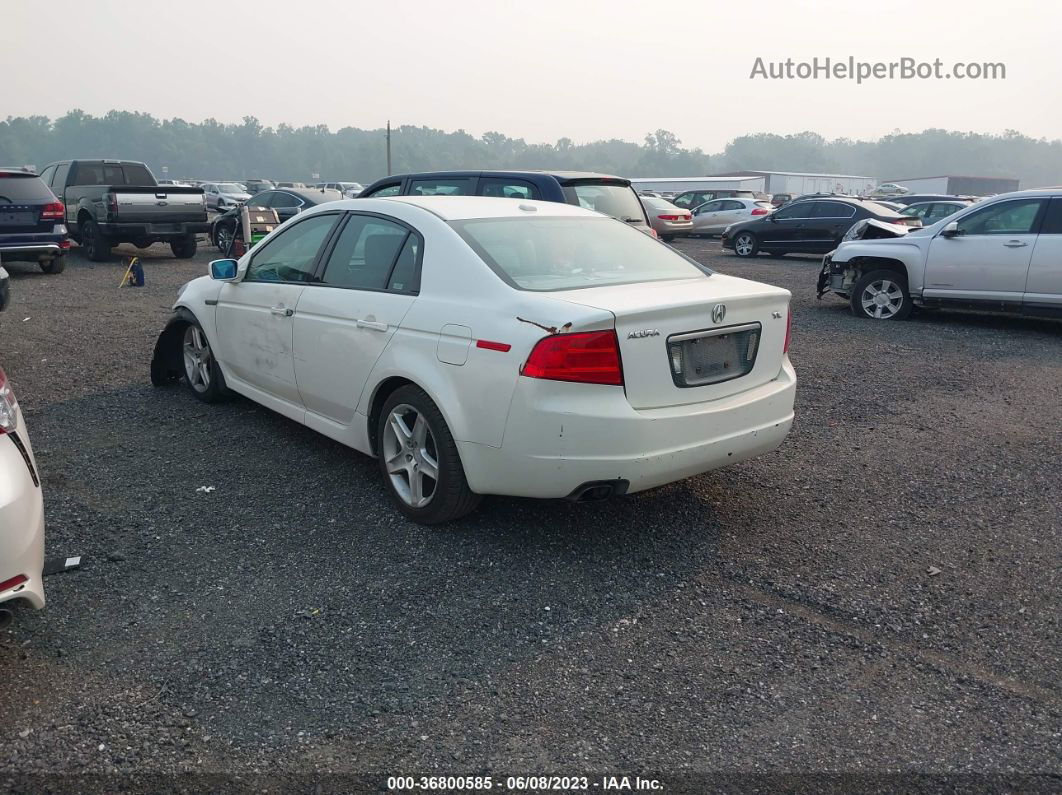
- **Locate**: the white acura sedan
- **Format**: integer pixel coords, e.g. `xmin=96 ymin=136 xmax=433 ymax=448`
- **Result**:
xmin=152 ymin=197 xmax=796 ymax=523
xmin=0 ymin=366 xmax=46 ymax=626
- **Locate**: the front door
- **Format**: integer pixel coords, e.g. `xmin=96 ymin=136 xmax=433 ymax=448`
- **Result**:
xmin=758 ymin=202 xmax=808 ymax=251
xmin=293 ymin=213 xmax=421 ymax=424
xmin=1024 ymin=197 xmax=1062 ymax=312
xmin=214 ymin=212 xmax=340 ymax=410
xmin=924 ymin=198 xmax=1044 ymax=301
xmin=803 ymin=200 xmax=858 ymax=253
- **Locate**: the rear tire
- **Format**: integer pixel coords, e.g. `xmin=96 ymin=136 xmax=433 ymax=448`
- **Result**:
xmin=40 ymin=255 xmax=66 ymax=274
xmin=81 ymin=219 xmax=111 ymax=262
xmin=377 ymin=385 xmax=481 ymax=524
xmin=850 ymin=269 xmax=913 ymax=320
xmin=733 ymin=231 xmax=758 ymax=258
xmin=170 ymin=235 xmax=197 ymax=259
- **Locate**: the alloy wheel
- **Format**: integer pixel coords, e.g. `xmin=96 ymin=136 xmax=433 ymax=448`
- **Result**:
xmin=381 ymin=404 xmax=439 ymax=508
xmin=861 ymin=279 xmax=904 ymax=319
xmin=182 ymin=325 xmax=212 ymax=392
xmin=735 ymin=234 xmax=754 ymax=256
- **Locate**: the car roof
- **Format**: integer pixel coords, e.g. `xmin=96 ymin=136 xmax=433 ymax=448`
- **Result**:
xmin=334 ymin=195 xmax=599 ymax=221
xmin=374 ymin=170 xmax=628 ymax=183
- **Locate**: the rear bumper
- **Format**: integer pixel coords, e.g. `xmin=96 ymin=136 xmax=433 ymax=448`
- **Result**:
xmin=458 ymin=359 xmax=796 ymax=499
xmin=0 ymin=267 xmax=9 ymax=311
xmin=98 ymin=221 xmax=210 ymax=239
xmin=0 ymin=232 xmax=68 ymax=262
xmin=0 ymin=432 xmax=46 ymax=610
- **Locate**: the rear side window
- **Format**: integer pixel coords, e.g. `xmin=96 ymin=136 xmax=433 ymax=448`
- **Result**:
xmin=321 ymin=215 xmax=411 ymax=291
xmin=479 ymin=178 xmax=539 ymax=200
xmin=121 ymin=164 xmax=154 ymax=185
xmin=813 ymin=201 xmax=857 ymax=218
xmin=410 ymin=178 xmax=473 ymax=196
xmin=562 ymin=183 xmax=646 ymax=223
xmin=69 ymin=162 xmax=154 ymax=186
xmin=1038 ymin=198 xmax=1062 ymax=234
xmin=0 ymin=174 xmax=55 ymax=203
xmin=451 ymin=216 xmax=708 ymax=292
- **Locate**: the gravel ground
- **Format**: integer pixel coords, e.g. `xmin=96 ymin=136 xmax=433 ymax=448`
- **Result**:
xmin=0 ymin=236 xmax=1059 ymax=791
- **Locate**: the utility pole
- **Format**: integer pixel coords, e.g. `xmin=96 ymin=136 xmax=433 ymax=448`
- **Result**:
xmin=386 ymin=120 xmax=392 ymax=176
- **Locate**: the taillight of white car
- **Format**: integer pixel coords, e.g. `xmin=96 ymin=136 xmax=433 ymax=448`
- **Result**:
xmin=0 ymin=366 xmax=19 ymax=433
xmin=521 ymin=331 xmax=625 ymax=386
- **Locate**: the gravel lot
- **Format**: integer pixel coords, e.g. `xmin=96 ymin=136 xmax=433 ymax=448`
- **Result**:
xmin=1 ymin=235 xmax=1060 ymax=790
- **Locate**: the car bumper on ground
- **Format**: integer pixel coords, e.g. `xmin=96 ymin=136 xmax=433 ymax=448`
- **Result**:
xmin=458 ymin=360 xmax=796 ymax=499
xmin=0 ymin=430 xmax=46 ymax=611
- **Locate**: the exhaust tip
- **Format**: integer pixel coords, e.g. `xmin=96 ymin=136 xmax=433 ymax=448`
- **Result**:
xmin=565 ymin=479 xmax=630 ymax=503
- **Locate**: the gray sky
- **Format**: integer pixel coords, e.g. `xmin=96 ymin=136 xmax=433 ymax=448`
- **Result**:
xmin=3 ymin=0 xmax=1058 ymax=150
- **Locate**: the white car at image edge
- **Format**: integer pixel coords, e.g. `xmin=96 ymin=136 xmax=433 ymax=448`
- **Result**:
xmin=0 ymin=366 xmax=45 ymax=625
xmin=151 ymin=196 xmax=796 ymax=523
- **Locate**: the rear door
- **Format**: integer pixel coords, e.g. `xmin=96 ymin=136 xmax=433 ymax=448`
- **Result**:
xmin=293 ymin=214 xmax=420 ymax=423
xmin=924 ymin=198 xmax=1044 ymax=301
xmin=804 ymin=200 xmax=858 ymax=252
xmin=1023 ymin=197 xmax=1062 ymax=313
xmin=214 ymin=212 xmax=340 ymax=410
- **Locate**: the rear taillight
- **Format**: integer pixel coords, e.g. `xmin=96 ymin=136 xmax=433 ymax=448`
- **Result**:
xmin=783 ymin=309 xmax=792 ymax=353
xmin=657 ymin=214 xmax=684 ymax=221
xmin=40 ymin=201 xmax=63 ymax=220
xmin=0 ymin=367 xmax=19 ymax=434
xmin=522 ymin=331 xmax=624 ymax=386
xmin=751 ymin=208 xmax=769 ymax=216
xmin=108 ymin=193 xmax=118 ymax=214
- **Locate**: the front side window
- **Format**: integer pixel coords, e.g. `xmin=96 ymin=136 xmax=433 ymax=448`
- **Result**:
xmin=452 ymin=216 xmax=709 ymax=292
xmin=245 ymin=214 xmax=337 ymax=283
xmin=771 ymin=203 xmax=808 ymax=220
xmin=697 ymin=200 xmax=723 ymax=214
xmin=38 ymin=165 xmax=56 ymax=186
xmin=320 ymin=215 xmax=412 ymax=291
xmin=956 ymin=199 xmax=1044 ymax=236
xmin=53 ymin=163 xmax=70 ymax=189
xmin=268 ymin=192 xmax=301 ymax=209
xmin=900 ymin=204 xmax=929 ymax=218
xmin=365 ymin=182 xmax=401 ymax=197
xmin=247 ymin=192 xmax=273 ymax=209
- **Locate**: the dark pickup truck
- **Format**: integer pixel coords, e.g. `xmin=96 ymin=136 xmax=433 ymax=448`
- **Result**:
xmin=37 ymin=159 xmax=209 ymax=260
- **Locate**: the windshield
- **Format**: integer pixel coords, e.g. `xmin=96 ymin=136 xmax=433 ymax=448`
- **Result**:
xmin=562 ymin=183 xmax=646 ymax=224
xmin=218 ymin=183 xmax=245 ymax=193
xmin=451 ymin=216 xmax=709 ymax=292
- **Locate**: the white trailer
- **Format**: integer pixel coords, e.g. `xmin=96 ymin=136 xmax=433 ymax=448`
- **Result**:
xmin=629 ymin=176 xmax=766 ymax=194
xmin=711 ymin=171 xmax=876 ymax=196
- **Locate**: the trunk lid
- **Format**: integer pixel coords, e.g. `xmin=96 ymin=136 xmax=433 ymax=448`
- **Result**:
xmin=111 ymin=186 xmax=207 ymax=224
xmin=552 ymin=274 xmax=791 ymax=409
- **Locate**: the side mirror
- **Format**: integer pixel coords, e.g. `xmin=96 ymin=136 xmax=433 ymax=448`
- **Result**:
xmin=210 ymin=258 xmax=239 ymax=281
xmin=941 ymin=221 xmax=960 ymax=237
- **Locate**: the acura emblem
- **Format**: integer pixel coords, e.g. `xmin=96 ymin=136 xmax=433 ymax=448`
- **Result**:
xmin=711 ymin=304 xmax=726 ymax=324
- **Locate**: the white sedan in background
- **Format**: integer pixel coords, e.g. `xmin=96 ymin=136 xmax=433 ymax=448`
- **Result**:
xmin=689 ymin=198 xmax=774 ymax=236
xmin=152 ymin=197 xmax=796 ymax=523
xmin=0 ymin=366 xmax=45 ymax=627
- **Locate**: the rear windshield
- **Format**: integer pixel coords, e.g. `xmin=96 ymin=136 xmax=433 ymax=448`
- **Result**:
xmin=71 ymin=162 xmax=155 ymax=186
xmin=0 ymin=174 xmax=54 ymax=203
xmin=562 ymin=183 xmax=647 ymax=224
xmin=451 ymin=216 xmax=709 ymax=292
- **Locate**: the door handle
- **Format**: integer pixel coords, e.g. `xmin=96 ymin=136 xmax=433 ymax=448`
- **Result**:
xmin=1003 ymin=240 xmax=1028 ymax=248
xmin=357 ymin=319 xmax=388 ymax=332
xmin=270 ymin=305 xmax=294 ymax=317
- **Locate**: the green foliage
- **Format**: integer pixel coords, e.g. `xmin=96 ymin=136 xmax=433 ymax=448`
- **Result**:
xmin=1 ymin=110 xmax=1058 ymax=187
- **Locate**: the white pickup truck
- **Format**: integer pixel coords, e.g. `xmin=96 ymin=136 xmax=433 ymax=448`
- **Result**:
xmin=818 ymin=189 xmax=1062 ymax=320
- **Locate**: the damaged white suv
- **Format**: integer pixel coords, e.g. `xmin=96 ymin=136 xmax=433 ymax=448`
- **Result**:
xmin=818 ymin=190 xmax=1062 ymax=320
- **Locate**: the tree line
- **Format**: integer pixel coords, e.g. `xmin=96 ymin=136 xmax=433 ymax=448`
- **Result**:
xmin=2 ymin=110 xmax=1059 ymax=187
